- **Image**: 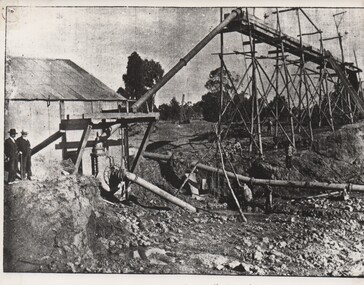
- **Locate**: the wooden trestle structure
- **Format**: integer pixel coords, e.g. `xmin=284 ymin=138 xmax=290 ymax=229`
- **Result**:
xmin=31 ymin=111 xmax=159 ymax=175
xmin=219 ymin=8 xmax=364 ymax=155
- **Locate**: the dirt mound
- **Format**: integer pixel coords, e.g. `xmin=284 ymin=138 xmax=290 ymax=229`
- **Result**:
xmin=32 ymin=154 xmax=75 ymax=181
xmin=4 ymin=175 xmax=101 ymax=272
xmin=313 ymin=121 xmax=364 ymax=164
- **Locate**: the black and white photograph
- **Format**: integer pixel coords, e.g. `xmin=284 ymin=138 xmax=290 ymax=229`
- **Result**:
xmin=2 ymin=1 xmax=364 ymax=281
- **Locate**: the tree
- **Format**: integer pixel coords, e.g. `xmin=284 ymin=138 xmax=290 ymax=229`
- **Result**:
xmin=122 ymin=52 xmax=145 ymax=101
xmin=121 ymin=52 xmax=164 ymax=112
xmin=158 ymin=97 xmax=180 ymax=121
xmin=201 ymin=92 xmax=220 ymax=122
xmin=144 ymin=59 xmax=164 ymax=89
xmin=200 ymin=67 xmax=241 ymax=122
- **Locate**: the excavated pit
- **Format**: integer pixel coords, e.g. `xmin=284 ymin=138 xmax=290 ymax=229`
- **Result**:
xmin=3 ymin=121 xmax=364 ymax=275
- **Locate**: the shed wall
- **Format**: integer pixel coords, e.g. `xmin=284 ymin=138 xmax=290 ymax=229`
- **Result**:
xmin=5 ymin=100 xmax=122 ymax=175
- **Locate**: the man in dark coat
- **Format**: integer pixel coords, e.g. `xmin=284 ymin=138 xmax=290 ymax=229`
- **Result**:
xmin=4 ymin=129 xmax=19 ymax=184
xmin=16 ymin=130 xmax=32 ymax=180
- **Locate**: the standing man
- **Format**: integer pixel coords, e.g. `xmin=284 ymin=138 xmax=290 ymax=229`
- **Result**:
xmin=4 ymin=129 xmax=19 ymax=184
xmin=267 ymin=119 xmax=273 ymax=135
xmin=17 ymin=130 xmax=32 ymax=180
xmin=285 ymin=143 xmax=294 ymax=170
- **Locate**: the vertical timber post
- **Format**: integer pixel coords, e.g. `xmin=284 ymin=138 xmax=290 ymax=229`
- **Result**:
xmin=325 ymin=67 xmax=335 ymax=131
xmin=297 ymin=9 xmax=303 ymax=134
xmin=274 ymin=15 xmax=280 ymax=140
xmin=277 ymin=9 xmax=295 ymax=147
xmin=216 ymin=7 xmax=224 ymax=196
xmin=246 ymin=8 xmax=263 ymax=156
xmin=297 ymin=9 xmax=313 ymax=143
xmin=59 ymin=100 xmax=67 ymax=160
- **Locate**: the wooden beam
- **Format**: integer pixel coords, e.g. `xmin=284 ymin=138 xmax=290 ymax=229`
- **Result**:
xmin=268 ymin=49 xmax=282 ymax=54
xmin=298 ymin=30 xmax=322 ymax=37
xmin=130 ymin=121 xmax=155 ymax=172
xmin=59 ymin=100 xmax=67 ymax=160
xmin=73 ymin=125 xmax=93 ymax=174
xmin=242 ymin=40 xmax=262 ymax=46
xmin=59 ymin=100 xmax=65 ymax=119
xmin=55 ymin=139 xmax=123 ymax=149
xmin=77 ymin=112 xmax=159 ymax=120
xmin=272 ymin=8 xmax=297 ymax=14
xmin=60 ymin=119 xmax=93 ymax=130
xmin=31 ymin=130 xmax=65 ymax=156
xmin=60 ymin=119 xmax=125 ymax=131
xmin=322 ymin=35 xmax=341 ymax=42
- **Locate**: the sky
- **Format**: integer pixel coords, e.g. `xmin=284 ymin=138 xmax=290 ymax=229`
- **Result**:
xmin=5 ymin=6 xmax=364 ymax=106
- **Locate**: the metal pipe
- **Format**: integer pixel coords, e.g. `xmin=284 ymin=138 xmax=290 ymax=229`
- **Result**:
xmin=192 ymin=162 xmax=364 ymax=193
xmin=132 ymin=8 xmax=243 ymax=112
xmin=98 ymin=123 xmax=122 ymax=142
xmin=125 ymin=171 xmax=197 ymax=213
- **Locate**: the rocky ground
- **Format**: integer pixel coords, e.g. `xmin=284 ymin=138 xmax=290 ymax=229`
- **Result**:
xmin=3 ymin=120 xmax=364 ymax=276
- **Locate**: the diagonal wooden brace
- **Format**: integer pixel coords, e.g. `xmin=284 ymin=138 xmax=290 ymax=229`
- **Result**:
xmin=73 ymin=125 xmax=93 ymax=174
xmin=130 ymin=121 xmax=155 ymax=173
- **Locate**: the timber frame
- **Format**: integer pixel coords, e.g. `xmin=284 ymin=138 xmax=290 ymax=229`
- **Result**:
xmin=31 ymin=112 xmax=159 ymax=175
xmin=216 ymin=8 xmax=364 ymax=154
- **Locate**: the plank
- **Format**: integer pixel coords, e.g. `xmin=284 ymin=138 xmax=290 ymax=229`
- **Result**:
xmin=31 ymin=130 xmax=65 ymax=156
xmin=228 ymin=12 xmax=361 ymax=73
xmin=55 ymin=139 xmax=122 ymax=149
xmin=77 ymin=112 xmax=159 ymax=120
xmin=60 ymin=119 xmax=92 ymax=130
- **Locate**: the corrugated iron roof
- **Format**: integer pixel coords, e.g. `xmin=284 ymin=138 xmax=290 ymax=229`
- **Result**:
xmin=6 ymin=56 xmax=127 ymax=101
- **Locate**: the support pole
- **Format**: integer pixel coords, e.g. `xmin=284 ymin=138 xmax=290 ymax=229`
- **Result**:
xmin=216 ymin=131 xmax=247 ymax=222
xmin=246 ymin=9 xmax=262 ymax=155
xmin=218 ymin=7 xmax=224 ymax=137
xmin=125 ymin=171 xmax=197 ymax=213
xmin=274 ymin=15 xmax=280 ymax=139
xmin=305 ymin=72 xmax=314 ymax=143
xmin=217 ymin=7 xmax=224 ymax=197
xmin=325 ymin=65 xmax=335 ymax=131
xmin=277 ymin=9 xmax=295 ymax=147
xmin=297 ymin=9 xmax=303 ymax=133
xmin=130 ymin=121 xmax=155 ymax=172
xmin=318 ymin=65 xmax=323 ymax=127
xmin=59 ymin=100 xmax=67 ymax=160
xmin=354 ymin=50 xmax=363 ymax=98
xmin=73 ymin=125 xmax=92 ymax=174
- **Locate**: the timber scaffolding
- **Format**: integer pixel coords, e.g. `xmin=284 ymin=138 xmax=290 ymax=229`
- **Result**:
xmin=133 ymin=8 xmax=364 ymax=156
xmin=124 ymin=7 xmax=364 ymax=220
xmin=219 ymin=8 xmax=364 ymax=155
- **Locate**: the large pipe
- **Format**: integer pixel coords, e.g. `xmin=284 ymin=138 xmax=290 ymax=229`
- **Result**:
xmin=192 ymin=162 xmax=364 ymax=193
xmin=125 ymin=171 xmax=197 ymax=212
xmin=98 ymin=123 xmax=122 ymax=142
xmin=143 ymin=151 xmax=172 ymax=161
xmin=132 ymin=8 xmax=243 ymax=112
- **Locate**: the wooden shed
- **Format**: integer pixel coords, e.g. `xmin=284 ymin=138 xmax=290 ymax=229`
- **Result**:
xmin=5 ymin=56 xmax=128 ymax=172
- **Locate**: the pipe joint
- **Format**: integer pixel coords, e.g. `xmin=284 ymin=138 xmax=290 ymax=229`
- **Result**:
xmin=346 ymin=183 xmax=353 ymax=193
xmin=180 ymin=58 xmax=188 ymax=67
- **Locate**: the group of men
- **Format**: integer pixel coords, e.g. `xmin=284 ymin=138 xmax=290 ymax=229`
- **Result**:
xmin=4 ymin=128 xmax=32 ymax=184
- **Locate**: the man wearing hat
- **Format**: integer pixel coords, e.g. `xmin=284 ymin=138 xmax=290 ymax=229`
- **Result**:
xmin=16 ymin=130 xmax=32 ymax=180
xmin=4 ymin=129 xmax=19 ymax=184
